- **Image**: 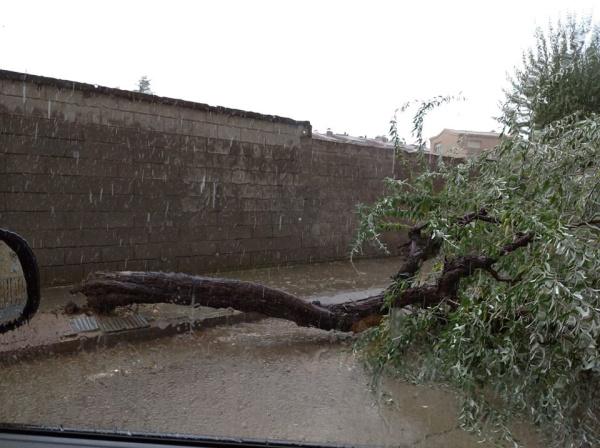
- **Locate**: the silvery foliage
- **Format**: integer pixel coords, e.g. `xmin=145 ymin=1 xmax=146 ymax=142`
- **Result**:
xmin=352 ymin=16 xmax=600 ymax=448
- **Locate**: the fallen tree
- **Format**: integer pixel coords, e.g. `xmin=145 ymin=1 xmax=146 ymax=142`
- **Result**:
xmin=70 ymin=223 xmax=437 ymax=331
xmin=72 ymin=270 xmax=377 ymax=332
xmin=69 ymin=225 xmax=428 ymax=331
xmin=71 ymin=228 xmax=532 ymax=333
xmin=72 ymin=17 xmax=600 ymax=447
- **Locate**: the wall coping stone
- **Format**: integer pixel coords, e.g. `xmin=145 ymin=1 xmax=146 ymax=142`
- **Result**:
xmin=0 ymin=69 xmax=312 ymax=132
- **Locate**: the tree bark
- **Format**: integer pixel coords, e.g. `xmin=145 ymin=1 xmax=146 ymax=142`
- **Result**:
xmin=71 ymin=271 xmax=383 ymax=332
xmin=70 ymin=225 xmax=441 ymax=332
xmin=393 ymin=225 xmax=440 ymax=280
xmin=70 ymin=233 xmax=533 ymax=333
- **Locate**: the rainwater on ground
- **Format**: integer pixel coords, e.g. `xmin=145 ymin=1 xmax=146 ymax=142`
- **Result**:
xmin=0 ymin=257 xmax=546 ymax=447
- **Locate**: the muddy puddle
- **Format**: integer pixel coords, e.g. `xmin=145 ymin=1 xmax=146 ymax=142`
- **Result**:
xmin=1 ymin=257 xmax=546 ymax=446
xmin=0 ymin=318 xmax=545 ymax=447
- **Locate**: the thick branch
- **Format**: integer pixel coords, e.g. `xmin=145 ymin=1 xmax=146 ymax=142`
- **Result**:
xmin=71 ymin=271 xmax=377 ymax=332
xmin=71 ymin=234 xmax=534 ymax=333
xmin=384 ymin=231 xmax=534 ymax=310
xmin=393 ymin=226 xmax=440 ymax=280
xmin=394 ymin=207 xmax=501 ymax=281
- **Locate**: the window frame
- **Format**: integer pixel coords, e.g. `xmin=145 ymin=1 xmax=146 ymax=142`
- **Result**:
xmin=466 ymin=139 xmax=482 ymax=149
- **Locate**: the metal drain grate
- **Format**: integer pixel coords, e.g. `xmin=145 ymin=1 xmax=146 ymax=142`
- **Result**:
xmin=138 ymin=311 xmax=157 ymax=322
xmin=97 ymin=314 xmax=149 ymax=333
xmin=68 ymin=316 xmax=100 ymax=334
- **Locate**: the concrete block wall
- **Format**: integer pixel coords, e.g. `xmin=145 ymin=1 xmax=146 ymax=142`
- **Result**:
xmin=0 ymin=70 xmax=406 ymax=286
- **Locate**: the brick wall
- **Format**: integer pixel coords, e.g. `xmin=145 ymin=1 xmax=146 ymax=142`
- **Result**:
xmin=0 ymin=70 xmax=406 ymax=286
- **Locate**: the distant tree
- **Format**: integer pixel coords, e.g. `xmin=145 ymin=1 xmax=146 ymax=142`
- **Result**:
xmin=136 ymin=76 xmax=152 ymax=94
xmin=502 ymin=15 xmax=600 ymax=136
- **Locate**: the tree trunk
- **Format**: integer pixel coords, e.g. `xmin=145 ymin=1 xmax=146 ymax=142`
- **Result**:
xmin=70 ymin=227 xmax=450 ymax=332
xmin=71 ymin=271 xmax=385 ymax=332
xmin=71 ymin=232 xmax=532 ymax=333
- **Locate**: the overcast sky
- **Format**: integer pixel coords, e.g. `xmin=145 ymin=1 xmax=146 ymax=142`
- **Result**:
xmin=0 ymin=1 xmax=596 ymax=143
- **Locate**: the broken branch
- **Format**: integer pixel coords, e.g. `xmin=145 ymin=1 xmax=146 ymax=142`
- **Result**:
xmin=71 ymin=234 xmax=534 ymax=333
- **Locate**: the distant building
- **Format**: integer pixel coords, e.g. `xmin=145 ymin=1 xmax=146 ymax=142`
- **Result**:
xmin=429 ymin=129 xmax=500 ymax=158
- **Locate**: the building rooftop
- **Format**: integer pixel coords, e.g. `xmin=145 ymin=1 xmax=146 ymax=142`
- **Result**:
xmin=313 ymin=130 xmax=424 ymax=152
xmin=430 ymin=128 xmax=501 ymax=140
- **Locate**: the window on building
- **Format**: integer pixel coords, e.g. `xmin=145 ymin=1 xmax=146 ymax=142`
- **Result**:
xmin=434 ymin=143 xmax=441 ymax=154
xmin=467 ymin=140 xmax=482 ymax=149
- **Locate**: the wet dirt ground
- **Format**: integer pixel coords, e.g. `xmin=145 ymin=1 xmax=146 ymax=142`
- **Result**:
xmin=0 ymin=258 xmax=546 ymax=447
